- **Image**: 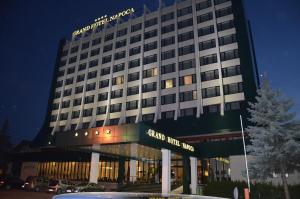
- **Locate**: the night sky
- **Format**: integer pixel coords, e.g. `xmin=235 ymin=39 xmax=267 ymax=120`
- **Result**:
xmin=0 ymin=0 xmax=299 ymax=145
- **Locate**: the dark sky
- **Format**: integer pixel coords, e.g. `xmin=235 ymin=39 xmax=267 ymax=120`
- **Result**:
xmin=0 ymin=0 xmax=299 ymax=145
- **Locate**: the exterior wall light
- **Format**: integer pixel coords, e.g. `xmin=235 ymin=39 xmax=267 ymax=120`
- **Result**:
xmin=48 ymin=141 xmax=51 ymax=145
xmin=95 ymin=130 xmax=99 ymax=135
xmin=84 ymin=131 xmax=88 ymax=136
xmin=105 ymin=129 xmax=111 ymax=134
xmin=75 ymin=132 xmax=78 ymax=137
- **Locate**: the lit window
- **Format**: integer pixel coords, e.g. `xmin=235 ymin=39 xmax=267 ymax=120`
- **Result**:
xmin=165 ymin=79 xmax=174 ymax=88
xmin=184 ymin=75 xmax=193 ymax=85
xmin=152 ymin=68 xmax=158 ymax=76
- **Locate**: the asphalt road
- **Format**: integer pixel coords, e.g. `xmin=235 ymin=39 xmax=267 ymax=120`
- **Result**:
xmin=0 ymin=189 xmax=54 ymax=199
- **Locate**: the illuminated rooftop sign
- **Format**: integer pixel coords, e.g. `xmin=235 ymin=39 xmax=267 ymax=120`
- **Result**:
xmin=72 ymin=8 xmax=135 ymax=37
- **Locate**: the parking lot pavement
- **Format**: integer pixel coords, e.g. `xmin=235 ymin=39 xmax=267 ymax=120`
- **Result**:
xmin=0 ymin=189 xmax=54 ymax=199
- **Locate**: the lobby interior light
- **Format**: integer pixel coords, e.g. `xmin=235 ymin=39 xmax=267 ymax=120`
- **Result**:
xmin=105 ymin=129 xmax=111 ymax=134
xmin=95 ymin=130 xmax=99 ymax=135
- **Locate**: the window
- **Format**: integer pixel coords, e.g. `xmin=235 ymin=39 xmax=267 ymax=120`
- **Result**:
xmin=161 ymin=24 xmax=175 ymax=34
xmin=214 ymin=0 xmax=230 ymax=5
xmin=177 ymin=6 xmax=192 ymax=17
xmin=161 ymin=78 xmax=176 ymax=89
xmin=102 ymin=55 xmax=112 ymax=64
xmin=161 ymin=12 xmax=174 ymax=22
xmin=161 ymin=111 xmax=175 ymax=119
xmin=98 ymin=92 xmax=108 ymax=101
xmin=97 ymin=106 xmax=107 ymax=115
xmin=104 ymin=33 xmax=114 ymax=41
xmin=65 ymin=77 xmax=73 ymax=85
xmin=91 ymin=48 xmax=100 ymax=56
xmin=131 ymin=23 xmax=142 ymax=32
xmin=130 ymin=34 xmax=141 ymax=44
xmin=113 ymin=63 xmax=125 ymax=73
xmin=75 ymin=86 xmax=83 ymax=94
xmin=67 ymin=67 xmax=75 ymax=74
xmin=52 ymin=103 xmax=59 ymax=110
xmin=180 ymin=107 xmax=196 ymax=117
xmin=126 ymin=116 xmax=136 ymax=124
xmin=178 ymin=18 xmax=193 ymax=29
xmin=80 ymin=52 xmax=88 ymax=60
xmin=101 ymin=67 xmax=110 ymax=76
xmin=127 ymin=86 xmax=139 ymax=96
xmin=56 ymin=80 xmax=63 ymax=88
xmin=143 ymin=68 xmax=158 ymax=78
xmin=179 ymin=74 xmax=196 ymax=86
xmin=92 ymin=37 xmax=101 ymax=46
xmin=86 ymin=83 xmax=96 ymax=91
xmin=142 ymin=113 xmax=155 ymax=122
xmin=144 ymin=29 xmax=157 ymax=39
xmin=178 ymin=31 xmax=194 ymax=42
xmin=62 ymin=100 xmax=70 ymax=108
xmin=70 ymin=46 xmax=79 ymax=53
xmin=219 ymin=34 xmax=237 ymax=46
xmin=161 ymin=94 xmax=176 ymax=105
xmin=99 ymin=79 xmax=109 ymax=88
xmin=50 ymin=114 xmax=57 ymax=122
xmin=96 ymin=120 xmax=104 ymax=127
xmin=145 ymin=18 xmax=158 ymax=27
xmin=222 ymin=65 xmax=241 ymax=77
xmin=129 ymin=46 xmax=141 ymax=56
xmin=198 ymin=25 xmax=215 ymax=36
xmin=117 ymin=28 xmax=127 ymax=37
xmin=109 ymin=118 xmax=119 ymax=125
xmin=215 ymin=6 xmax=232 ymax=18
xmin=89 ymin=59 xmax=99 ymax=67
xmin=179 ymin=59 xmax=195 ymax=70
xmin=196 ymin=0 xmax=212 ymax=10
xmin=110 ymin=103 xmax=122 ymax=113
xmin=103 ymin=44 xmax=113 ymax=52
xmin=161 ymin=63 xmax=175 ymax=74
xmin=69 ymin=56 xmax=77 ymax=64
xmin=84 ymin=95 xmax=94 ymax=104
xmin=129 ymin=59 xmax=140 ymax=68
xmin=54 ymin=91 xmax=61 ymax=99
xmin=197 ymin=12 xmax=213 ymax=23
xmin=220 ymin=49 xmax=239 ymax=61
xmin=199 ymin=39 xmax=216 ymax=51
xmin=82 ymin=122 xmax=89 ymax=129
xmin=201 ymin=69 xmax=219 ymax=81
xmin=88 ymin=71 xmax=97 ymax=79
xmin=203 ymin=104 xmax=220 ymax=114
xmin=180 ymin=90 xmax=197 ymax=102
xmin=143 ymin=54 xmax=157 ymax=64
xmin=126 ymin=100 xmax=138 ymax=110
xmin=200 ymin=54 xmax=218 ymax=65
xmin=61 ymin=50 xmax=68 ymax=57
xmin=78 ymin=63 xmax=86 ymax=71
xmin=115 ymin=39 xmax=127 ymax=48
xmin=225 ymin=101 xmax=242 ymax=111
xmin=112 ymin=75 xmax=124 ymax=85
xmin=114 ymin=51 xmax=126 ymax=60
xmin=83 ymin=108 xmax=93 ymax=117
xmin=178 ymin=45 xmax=195 ymax=56
xmin=161 ymin=36 xmax=175 ymax=47
xmin=142 ymin=97 xmax=156 ymax=108
xmin=60 ymin=113 xmax=68 ymax=120
xmin=161 ymin=49 xmax=175 ymax=60
xmin=217 ymin=20 xmax=234 ymax=31
xmin=144 ymin=41 xmax=157 ymax=51
xmin=82 ymin=42 xmax=90 ymax=50
xmin=202 ymin=86 xmax=220 ymax=98
xmin=60 ymin=60 xmax=66 ymax=67
xmin=128 ymin=72 xmax=140 ymax=82
xmin=73 ymin=98 xmax=81 ymax=106
xmin=143 ymin=82 xmax=157 ymax=93
xmin=111 ymin=89 xmax=123 ymax=99
xmin=223 ymin=82 xmax=243 ymax=95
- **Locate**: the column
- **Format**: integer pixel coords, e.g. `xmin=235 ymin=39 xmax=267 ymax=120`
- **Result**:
xmin=129 ymin=160 xmax=137 ymax=183
xmin=117 ymin=157 xmax=126 ymax=185
xmin=190 ymin=157 xmax=198 ymax=194
xmin=183 ymin=156 xmax=191 ymax=194
xmin=89 ymin=152 xmax=100 ymax=183
xmin=161 ymin=148 xmax=171 ymax=195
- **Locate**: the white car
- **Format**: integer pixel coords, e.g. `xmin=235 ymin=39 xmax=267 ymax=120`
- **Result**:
xmin=48 ymin=179 xmax=75 ymax=194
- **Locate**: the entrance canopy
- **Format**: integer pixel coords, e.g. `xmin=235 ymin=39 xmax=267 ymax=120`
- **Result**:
xmin=55 ymin=123 xmax=198 ymax=158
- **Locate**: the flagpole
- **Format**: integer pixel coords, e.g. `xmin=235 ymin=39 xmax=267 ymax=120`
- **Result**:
xmin=240 ymin=114 xmax=251 ymax=193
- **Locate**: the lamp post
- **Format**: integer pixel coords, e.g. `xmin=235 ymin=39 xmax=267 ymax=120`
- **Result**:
xmin=240 ymin=115 xmax=250 ymax=193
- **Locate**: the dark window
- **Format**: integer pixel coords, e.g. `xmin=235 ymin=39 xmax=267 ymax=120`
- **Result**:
xmin=219 ymin=34 xmax=237 ymax=46
xmin=144 ymin=41 xmax=157 ymax=51
xmin=178 ymin=31 xmax=194 ymax=42
xmin=99 ymin=79 xmax=109 ymax=88
xmin=180 ymin=107 xmax=196 ymax=117
xmin=196 ymin=0 xmax=212 ymax=11
xmin=103 ymin=44 xmax=113 ymax=52
xmin=117 ymin=28 xmax=127 ymax=37
xmin=91 ymin=48 xmax=100 ymax=56
xmin=97 ymin=106 xmax=107 ymax=115
xmin=73 ymin=98 xmax=82 ymax=106
xmin=102 ymin=55 xmax=112 ymax=64
xmin=127 ymin=86 xmax=139 ymax=96
xmin=82 ymin=42 xmax=90 ymax=50
xmin=143 ymin=68 xmax=158 ymax=78
xmin=86 ymin=83 xmax=96 ymax=91
xmin=80 ymin=52 xmax=88 ymax=60
xmin=142 ymin=97 xmax=156 ymax=108
xmin=82 ymin=122 xmax=89 ymax=129
xmin=98 ymin=92 xmax=108 ymax=101
xmin=110 ymin=103 xmax=122 ymax=113
xmin=129 ymin=59 xmax=140 ymax=68
xmin=96 ymin=120 xmax=104 ymax=127
xmin=72 ymin=111 xmax=80 ymax=119
xmin=161 ymin=63 xmax=176 ymax=74
xmin=109 ymin=118 xmax=119 ymax=125
xmin=56 ymin=80 xmax=63 ymax=88
xmin=220 ymin=49 xmax=239 ymax=61
xmin=214 ymin=0 xmax=230 ymax=5
xmin=203 ymin=104 xmax=220 ymax=114
xmin=178 ymin=18 xmax=193 ymax=29
xmin=88 ymin=71 xmax=97 ymax=79
xmin=89 ymin=59 xmax=98 ymax=67
xmin=70 ymin=46 xmax=79 ymax=53
xmin=128 ymin=72 xmax=140 ymax=82
xmin=161 ymin=111 xmax=175 ymax=119
xmin=143 ymin=54 xmax=157 ymax=65
xmin=225 ymin=101 xmax=242 ymax=111
xmin=177 ymin=6 xmax=192 ymax=17
xmin=161 ymin=36 xmax=175 ymax=47
xmin=202 ymin=86 xmax=220 ymax=98
xmin=197 ymin=12 xmax=213 ymax=23
xmin=60 ymin=60 xmax=67 ymax=67
xmin=161 ymin=12 xmax=174 ymax=22
xmin=101 ymin=67 xmax=110 ymax=76
xmin=69 ymin=56 xmax=77 ymax=64
xmin=142 ymin=82 xmax=157 ymax=93
xmin=144 ymin=29 xmax=157 ymax=39
xmin=217 ymin=20 xmax=234 ymax=31
xmin=179 ymin=59 xmax=195 ymax=70
xmin=198 ymin=25 xmax=215 ymax=36
xmin=65 ymin=77 xmax=73 ymax=85
xmin=178 ymin=45 xmax=195 ymax=56
xmin=222 ymin=65 xmax=241 ymax=77
xmin=130 ymin=34 xmax=141 ymax=44
xmin=114 ymin=51 xmax=126 ymax=60
xmin=67 ymin=67 xmax=75 ymax=74
xmin=161 ymin=49 xmax=175 ymax=60
xmin=61 ymin=100 xmax=70 ymax=108
xmin=92 ymin=37 xmax=101 ymax=46
xmin=115 ymin=39 xmax=127 ymax=48
xmin=131 ymin=23 xmax=142 ymax=32
xmin=161 ymin=24 xmax=175 ymax=34
xmin=145 ymin=18 xmax=158 ymax=28
xmin=84 ymin=95 xmax=94 ymax=103
xmin=104 ymin=33 xmax=114 ymax=41
xmin=83 ymin=108 xmax=93 ymax=117
xmin=201 ymin=69 xmax=219 ymax=81
xmin=200 ymin=54 xmax=218 ymax=65
xmin=180 ymin=90 xmax=197 ymax=102
xmin=111 ymin=89 xmax=123 ymax=99
xmin=60 ymin=113 xmax=68 ymax=120
xmin=61 ymin=50 xmax=68 ymax=57
xmin=78 ymin=63 xmax=86 ymax=71
xmin=126 ymin=100 xmax=138 ymax=110
xmin=142 ymin=113 xmax=155 ymax=122
xmin=75 ymin=86 xmax=83 ymax=94
xmin=126 ymin=116 xmax=136 ymax=124
xmin=52 ymin=103 xmax=59 ymax=110
xmin=54 ymin=91 xmax=61 ymax=99
xmin=199 ymin=39 xmax=216 ymax=51
xmin=57 ymin=70 xmax=65 ymax=77
xmin=223 ymin=82 xmax=243 ymax=95
xmin=113 ymin=63 xmax=125 ymax=72
xmin=129 ymin=46 xmax=141 ymax=56
xmin=215 ymin=6 xmax=232 ymax=18
xmin=161 ymin=94 xmax=176 ymax=105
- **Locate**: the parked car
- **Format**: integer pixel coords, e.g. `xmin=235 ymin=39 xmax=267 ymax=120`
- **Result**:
xmin=48 ymin=179 xmax=75 ymax=194
xmin=66 ymin=182 xmax=105 ymax=193
xmin=0 ymin=176 xmax=24 ymax=190
xmin=23 ymin=176 xmax=49 ymax=192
